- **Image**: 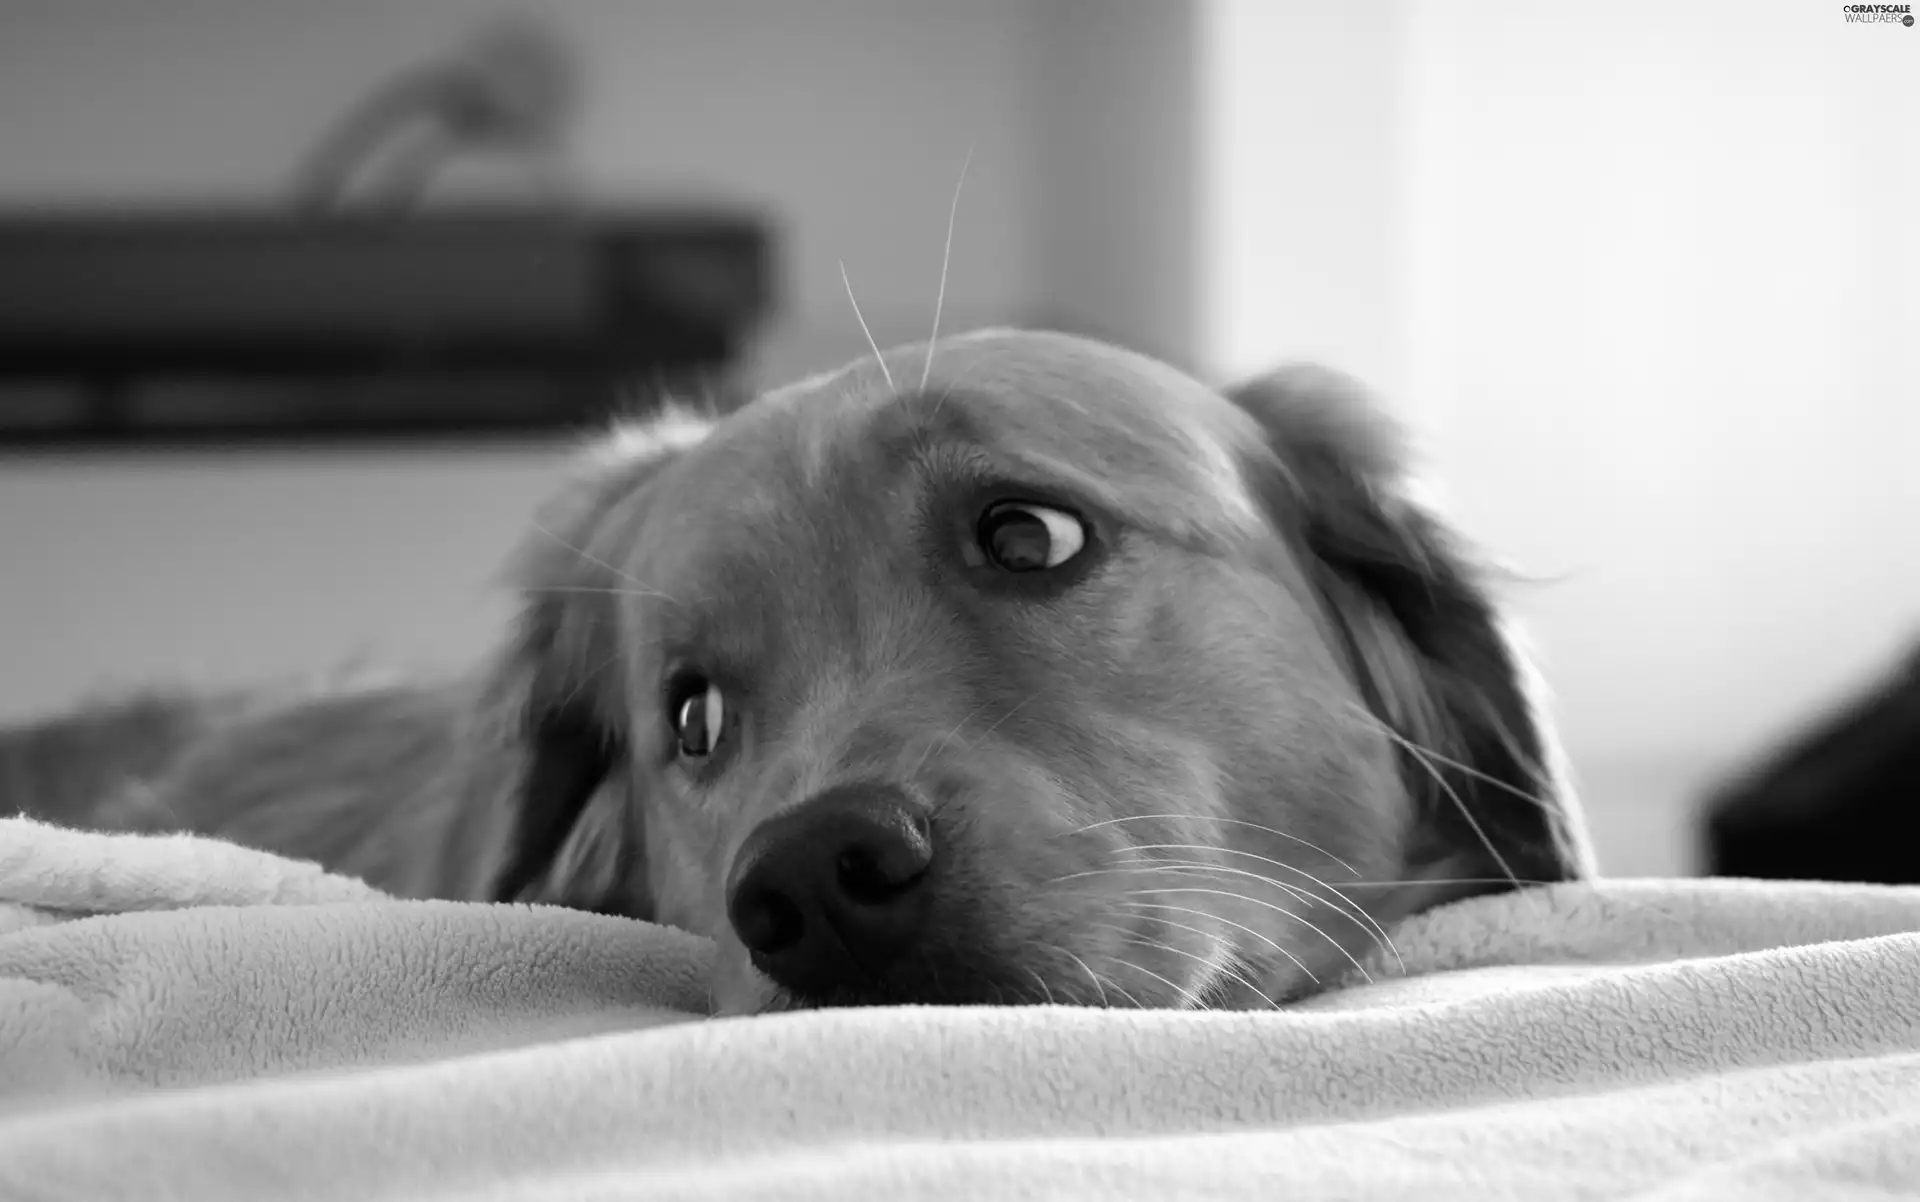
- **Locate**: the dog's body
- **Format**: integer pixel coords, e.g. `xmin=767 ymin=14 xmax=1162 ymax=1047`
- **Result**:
xmin=4 ymin=329 xmax=1594 ymax=1013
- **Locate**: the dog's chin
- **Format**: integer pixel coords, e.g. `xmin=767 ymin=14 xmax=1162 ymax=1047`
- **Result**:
xmin=706 ymin=948 xmax=775 ymax=1016
xmin=707 ymin=938 xmax=1133 ymax=1014
xmin=729 ymin=980 xmax=1086 ymax=1014
xmin=711 ymin=969 xmax=1029 ymax=1015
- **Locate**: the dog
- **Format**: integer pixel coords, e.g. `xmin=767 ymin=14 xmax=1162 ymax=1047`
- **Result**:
xmin=4 ymin=328 xmax=1595 ymax=1013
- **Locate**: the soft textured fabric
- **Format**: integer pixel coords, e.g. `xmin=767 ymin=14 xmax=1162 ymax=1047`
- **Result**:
xmin=1 ymin=815 xmax=1917 ymax=1201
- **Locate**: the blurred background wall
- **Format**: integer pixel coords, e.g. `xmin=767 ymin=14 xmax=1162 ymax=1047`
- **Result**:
xmin=0 ymin=0 xmax=1912 ymax=876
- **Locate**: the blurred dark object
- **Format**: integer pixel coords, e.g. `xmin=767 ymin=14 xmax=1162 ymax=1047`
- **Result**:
xmin=0 ymin=14 xmax=776 ymax=449
xmin=295 ymin=13 xmax=580 ymax=213
xmin=0 ymin=208 xmax=772 ymax=447
xmin=1702 ymin=638 xmax=1920 ymax=884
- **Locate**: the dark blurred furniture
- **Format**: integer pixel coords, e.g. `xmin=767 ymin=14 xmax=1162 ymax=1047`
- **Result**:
xmin=1702 ymin=638 xmax=1920 ymax=885
xmin=0 ymin=208 xmax=772 ymax=446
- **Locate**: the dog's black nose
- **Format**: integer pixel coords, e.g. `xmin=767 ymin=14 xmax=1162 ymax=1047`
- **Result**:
xmin=725 ymin=782 xmax=934 ymax=999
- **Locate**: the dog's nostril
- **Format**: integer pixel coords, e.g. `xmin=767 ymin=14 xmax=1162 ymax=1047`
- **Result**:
xmin=732 ymin=885 xmax=805 ymax=956
xmin=836 ymin=841 xmax=927 ymax=905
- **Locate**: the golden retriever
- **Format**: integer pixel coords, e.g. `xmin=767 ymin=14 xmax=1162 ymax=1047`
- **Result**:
xmin=4 ymin=328 xmax=1594 ymax=1014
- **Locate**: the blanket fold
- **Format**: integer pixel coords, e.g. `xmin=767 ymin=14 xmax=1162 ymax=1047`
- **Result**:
xmin=1 ymin=815 xmax=1917 ymax=1201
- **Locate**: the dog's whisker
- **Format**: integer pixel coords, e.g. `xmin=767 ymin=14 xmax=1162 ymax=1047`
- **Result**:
xmin=1279 ymin=863 xmax=1404 ymax=973
xmin=1209 ymin=952 xmax=1281 ymax=1010
xmin=905 ymin=695 xmax=1029 ymax=788
xmin=1102 ymin=957 xmax=1189 ymax=1008
xmin=1330 ymin=700 xmax=1549 ymax=917
xmin=1053 ymin=945 xmax=1116 ymax=1008
xmin=1025 ymin=965 xmax=1058 ymax=1006
xmin=1114 ymin=842 xmax=1402 ymax=970
xmin=900 ymin=695 xmax=1034 ymax=792
xmin=1291 ymin=913 xmax=1354 ymax=979
xmin=1106 ymin=976 xmax=1145 ymax=1009
xmin=1374 ymin=724 xmax=1539 ymax=913
xmin=1131 ymin=866 xmax=1390 ymax=974
xmin=1063 ymin=814 xmax=1360 ymax=877
xmin=1341 ymin=876 xmax=1565 ymax=889
xmin=839 ymin=259 xmax=894 ymax=391
xmin=555 ymin=647 xmax=627 ymax=711
xmin=1055 ymin=862 xmax=1313 ymax=906
xmin=1341 ymin=700 xmax=1560 ymax=814
xmin=1200 ymin=949 xmax=1283 ymax=1012
xmin=1118 ymin=883 xmax=1376 ymax=984
xmin=519 ymin=585 xmax=681 ymax=603
xmin=906 ymin=697 xmax=998 ymax=784
xmin=951 ymin=696 xmax=1031 ymax=750
xmin=1113 ymin=899 xmax=1318 ymax=985
xmin=924 ymin=375 xmax=961 ymax=430
xmin=1091 ymin=936 xmax=1210 ymax=1010
xmin=529 ymin=522 xmax=664 ymax=597
xmin=1097 ymin=914 xmax=1281 ymax=1009
xmin=1129 ymin=861 xmax=1401 ymax=973
xmin=920 ymin=143 xmax=974 ymax=391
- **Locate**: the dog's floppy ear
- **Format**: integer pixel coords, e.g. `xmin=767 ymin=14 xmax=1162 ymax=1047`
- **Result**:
xmin=1225 ymin=366 xmax=1596 ymax=901
xmin=466 ymin=406 xmax=718 ymax=912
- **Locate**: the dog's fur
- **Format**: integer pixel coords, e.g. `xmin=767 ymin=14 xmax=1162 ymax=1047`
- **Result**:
xmin=3 ymin=329 xmax=1594 ymax=1013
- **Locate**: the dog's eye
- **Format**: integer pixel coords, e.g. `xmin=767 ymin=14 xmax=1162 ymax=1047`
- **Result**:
xmin=975 ymin=501 xmax=1087 ymax=572
xmin=665 ymin=671 xmax=726 ymax=759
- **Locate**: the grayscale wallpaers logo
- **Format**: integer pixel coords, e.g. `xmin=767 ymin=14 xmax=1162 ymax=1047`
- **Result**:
xmin=1840 ymin=3 xmax=1914 ymax=23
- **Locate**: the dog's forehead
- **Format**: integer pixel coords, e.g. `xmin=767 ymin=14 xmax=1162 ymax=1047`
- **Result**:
xmin=749 ymin=330 xmax=1268 ymax=534
xmin=593 ymin=331 xmax=1275 ymax=595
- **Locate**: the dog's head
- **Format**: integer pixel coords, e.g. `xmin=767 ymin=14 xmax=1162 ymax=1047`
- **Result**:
xmin=470 ymin=329 xmax=1593 ymax=1012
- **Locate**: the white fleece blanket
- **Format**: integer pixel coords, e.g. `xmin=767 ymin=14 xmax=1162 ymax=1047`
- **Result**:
xmin=1 ymin=816 xmax=1917 ymax=1201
